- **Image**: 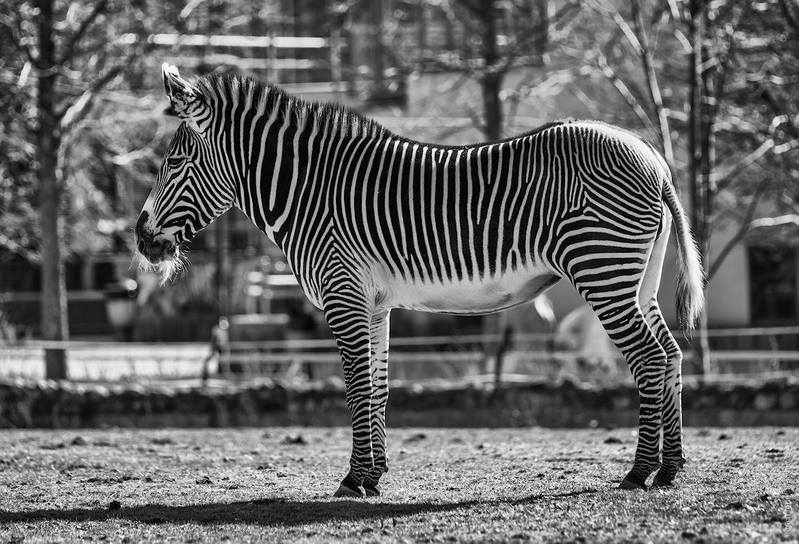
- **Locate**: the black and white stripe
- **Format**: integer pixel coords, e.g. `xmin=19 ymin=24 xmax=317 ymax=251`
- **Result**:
xmin=137 ymin=68 xmax=705 ymax=495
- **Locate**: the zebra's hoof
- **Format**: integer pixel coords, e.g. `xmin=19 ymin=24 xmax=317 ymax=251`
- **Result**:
xmin=618 ymin=474 xmax=648 ymax=490
xmin=363 ymin=483 xmax=381 ymax=497
xmin=619 ymin=477 xmax=647 ymax=490
xmin=333 ymin=482 xmax=365 ymax=498
xmin=652 ymin=460 xmax=684 ymax=488
xmin=651 ymin=474 xmax=674 ymax=488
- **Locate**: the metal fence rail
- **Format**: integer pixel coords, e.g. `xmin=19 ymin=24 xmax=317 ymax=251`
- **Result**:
xmin=1 ymin=327 xmax=798 ymax=383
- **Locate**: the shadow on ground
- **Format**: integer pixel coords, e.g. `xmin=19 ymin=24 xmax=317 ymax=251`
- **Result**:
xmin=0 ymin=489 xmax=598 ymax=527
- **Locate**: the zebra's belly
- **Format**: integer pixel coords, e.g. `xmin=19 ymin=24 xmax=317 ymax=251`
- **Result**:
xmin=382 ymin=266 xmax=560 ymax=315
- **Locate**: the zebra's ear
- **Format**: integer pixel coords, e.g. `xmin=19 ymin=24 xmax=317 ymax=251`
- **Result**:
xmin=161 ymin=63 xmax=208 ymax=130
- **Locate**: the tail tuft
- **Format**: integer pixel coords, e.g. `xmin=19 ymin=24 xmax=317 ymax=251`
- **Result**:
xmin=663 ymin=179 xmax=705 ymax=334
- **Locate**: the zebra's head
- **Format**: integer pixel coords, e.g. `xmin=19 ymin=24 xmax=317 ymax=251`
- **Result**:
xmin=135 ymin=64 xmax=234 ymax=281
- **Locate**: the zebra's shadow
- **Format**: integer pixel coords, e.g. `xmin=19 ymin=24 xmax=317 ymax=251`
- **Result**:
xmin=0 ymin=489 xmax=598 ymax=527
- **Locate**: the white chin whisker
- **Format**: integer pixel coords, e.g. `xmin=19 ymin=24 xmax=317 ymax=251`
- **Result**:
xmin=154 ymin=261 xmax=170 ymax=286
xmin=133 ymin=248 xmax=186 ymax=286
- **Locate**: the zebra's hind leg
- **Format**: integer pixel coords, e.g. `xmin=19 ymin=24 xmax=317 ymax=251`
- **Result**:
xmin=580 ymin=293 xmax=668 ymax=490
xmin=324 ymin=291 xmax=376 ymax=499
xmin=363 ymin=309 xmax=391 ymax=497
xmin=637 ymin=217 xmax=686 ymax=487
xmin=644 ymin=301 xmax=686 ymax=487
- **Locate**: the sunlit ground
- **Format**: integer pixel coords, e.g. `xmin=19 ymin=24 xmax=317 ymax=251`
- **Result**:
xmin=0 ymin=427 xmax=796 ymax=542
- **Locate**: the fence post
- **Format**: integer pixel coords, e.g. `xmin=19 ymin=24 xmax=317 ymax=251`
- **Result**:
xmin=493 ymin=326 xmax=514 ymax=386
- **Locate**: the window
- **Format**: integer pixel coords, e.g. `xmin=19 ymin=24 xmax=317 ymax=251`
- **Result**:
xmin=65 ymin=258 xmax=84 ymax=290
xmin=0 ymin=256 xmax=40 ymax=292
xmin=748 ymin=246 xmax=798 ymax=324
xmin=93 ymin=262 xmax=116 ymax=290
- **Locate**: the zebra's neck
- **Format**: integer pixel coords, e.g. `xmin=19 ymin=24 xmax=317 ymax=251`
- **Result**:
xmin=230 ymin=84 xmax=390 ymax=248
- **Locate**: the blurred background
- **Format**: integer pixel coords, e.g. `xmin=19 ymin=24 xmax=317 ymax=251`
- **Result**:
xmin=1 ymin=0 xmax=798 ymax=387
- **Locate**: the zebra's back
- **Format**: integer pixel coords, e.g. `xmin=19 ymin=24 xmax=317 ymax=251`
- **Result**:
xmin=328 ymin=120 xmax=668 ymax=312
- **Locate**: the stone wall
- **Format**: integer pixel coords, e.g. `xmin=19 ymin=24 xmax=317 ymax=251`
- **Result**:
xmin=1 ymin=377 xmax=797 ymax=429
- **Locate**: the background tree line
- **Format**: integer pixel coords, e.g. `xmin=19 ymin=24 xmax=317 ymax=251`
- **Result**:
xmin=1 ymin=0 xmax=798 ymax=378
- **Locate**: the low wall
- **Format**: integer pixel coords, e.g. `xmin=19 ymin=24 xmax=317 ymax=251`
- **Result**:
xmin=1 ymin=377 xmax=797 ymax=429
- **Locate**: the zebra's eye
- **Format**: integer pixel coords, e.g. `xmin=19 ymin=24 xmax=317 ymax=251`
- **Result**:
xmin=166 ymin=156 xmax=186 ymax=169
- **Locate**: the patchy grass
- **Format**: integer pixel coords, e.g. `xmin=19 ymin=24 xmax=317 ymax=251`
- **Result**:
xmin=0 ymin=427 xmax=796 ymax=543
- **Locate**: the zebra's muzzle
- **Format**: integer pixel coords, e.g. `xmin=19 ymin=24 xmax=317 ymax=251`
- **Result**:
xmin=137 ymin=238 xmax=176 ymax=264
xmin=135 ymin=211 xmax=177 ymax=264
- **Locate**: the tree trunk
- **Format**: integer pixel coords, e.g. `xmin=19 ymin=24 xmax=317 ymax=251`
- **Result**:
xmin=477 ymin=0 xmax=505 ymax=348
xmin=36 ymin=0 xmax=69 ymax=380
xmin=688 ymin=0 xmax=711 ymax=375
xmin=482 ymin=72 xmax=503 ymax=141
xmin=215 ymin=212 xmax=230 ymax=320
xmin=480 ymin=0 xmax=503 ymax=141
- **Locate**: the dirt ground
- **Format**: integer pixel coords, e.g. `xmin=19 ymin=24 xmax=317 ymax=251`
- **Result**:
xmin=0 ymin=427 xmax=796 ymax=543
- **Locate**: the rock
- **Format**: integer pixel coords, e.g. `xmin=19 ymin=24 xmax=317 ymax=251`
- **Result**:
xmin=281 ymin=435 xmax=307 ymax=445
xmin=70 ymin=436 xmax=88 ymax=446
xmin=108 ymin=500 xmax=121 ymax=510
xmin=718 ymin=433 xmax=731 ymax=441
xmin=404 ymin=433 xmax=427 ymax=443
xmin=603 ymin=437 xmax=623 ymax=444
xmin=195 ymin=476 xmax=213 ymax=485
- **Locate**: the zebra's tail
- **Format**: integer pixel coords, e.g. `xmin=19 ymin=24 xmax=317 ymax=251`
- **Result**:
xmin=662 ymin=176 xmax=705 ymax=334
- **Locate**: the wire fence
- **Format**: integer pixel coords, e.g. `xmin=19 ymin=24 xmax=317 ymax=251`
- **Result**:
xmin=2 ymin=327 xmax=798 ymax=385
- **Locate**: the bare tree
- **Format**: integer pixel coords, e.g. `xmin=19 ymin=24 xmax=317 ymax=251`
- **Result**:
xmin=424 ymin=0 xmax=580 ymax=140
xmin=575 ymin=0 xmax=799 ymax=372
xmin=0 ymin=0 xmax=171 ymax=378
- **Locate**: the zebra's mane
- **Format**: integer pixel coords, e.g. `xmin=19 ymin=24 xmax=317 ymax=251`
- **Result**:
xmin=195 ymin=73 xmax=390 ymax=141
xmin=194 ymin=73 xmax=589 ymax=149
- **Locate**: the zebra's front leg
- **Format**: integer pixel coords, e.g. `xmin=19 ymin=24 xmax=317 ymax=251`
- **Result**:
xmin=324 ymin=294 xmax=376 ymax=498
xmin=363 ymin=309 xmax=391 ymax=497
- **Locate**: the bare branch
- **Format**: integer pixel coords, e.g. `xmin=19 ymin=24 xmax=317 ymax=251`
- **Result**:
xmin=0 ymin=232 xmax=40 ymax=263
xmin=707 ymin=180 xmax=767 ymax=280
xmin=713 ymin=138 xmax=773 ymax=188
xmin=589 ymin=50 xmax=657 ymax=135
xmin=714 ymin=111 xmax=799 ymax=190
xmin=779 ymin=0 xmax=799 ymax=37
xmin=551 ymin=0 xmax=582 ymax=28
xmin=0 ymin=10 xmax=41 ymax=67
xmin=455 ymin=0 xmax=488 ymax=18
xmin=58 ymin=0 xmax=109 ymax=65
xmin=57 ymin=62 xmax=127 ymax=132
xmin=586 ymin=0 xmax=642 ymax=55
xmin=665 ymin=0 xmax=683 ymax=22
xmin=631 ymin=0 xmax=674 ymax=166
xmin=750 ymin=214 xmax=799 ymax=229
xmin=463 ymin=101 xmax=486 ymax=135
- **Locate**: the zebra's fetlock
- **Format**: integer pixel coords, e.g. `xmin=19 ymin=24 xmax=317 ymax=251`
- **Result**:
xmin=619 ymin=460 xmax=659 ymax=490
xmin=334 ymin=471 xmax=366 ymax=499
xmin=652 ymin=455 xmax=686 ymax=488
xmin=363 ymin=482 xmax=381 ymax=497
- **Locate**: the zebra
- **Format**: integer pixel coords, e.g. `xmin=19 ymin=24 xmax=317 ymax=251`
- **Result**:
xmin=135 ymin=64 xmax=704 ymax=497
